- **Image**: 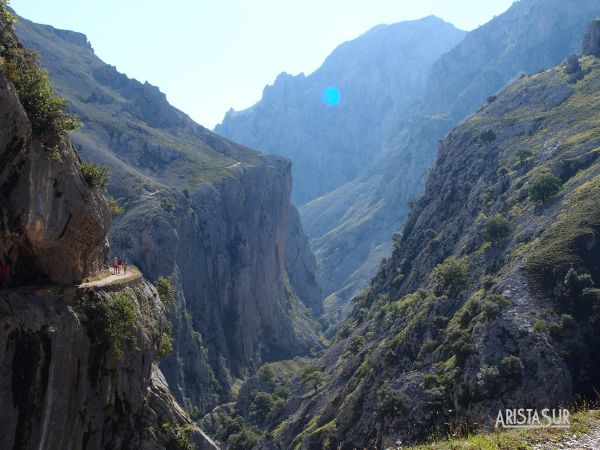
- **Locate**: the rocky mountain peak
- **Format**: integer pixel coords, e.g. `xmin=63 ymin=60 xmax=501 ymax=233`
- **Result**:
xmin=583 ymin=18 xmax=600 ymax=56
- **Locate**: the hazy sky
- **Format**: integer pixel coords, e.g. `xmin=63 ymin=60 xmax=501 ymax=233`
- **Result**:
xmin=11 ymin=0 xmax=516 ymax=128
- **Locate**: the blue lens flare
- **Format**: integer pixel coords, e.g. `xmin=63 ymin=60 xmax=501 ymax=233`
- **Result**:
xmin=322 ymin=86 xmax=341 ymax=106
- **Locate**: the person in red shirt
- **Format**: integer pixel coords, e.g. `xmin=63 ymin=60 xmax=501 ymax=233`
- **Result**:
xmin=113 ymin=257 xmax=119 ymax=275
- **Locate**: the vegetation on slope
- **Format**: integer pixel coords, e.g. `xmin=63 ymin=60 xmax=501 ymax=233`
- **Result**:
xmin=225 ymin=53 xmax=600 ymax=449
xmin=0 ymin=1 xmax=79 ymax=158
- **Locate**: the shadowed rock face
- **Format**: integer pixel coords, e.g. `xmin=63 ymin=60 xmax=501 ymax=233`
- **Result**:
xmin=0 ymin=280 xmax=218 ymax=450
xmin=583 ymin=19 xmax=600 ymax=57
xmin=0 ymin=73 xmax=110 ymax=285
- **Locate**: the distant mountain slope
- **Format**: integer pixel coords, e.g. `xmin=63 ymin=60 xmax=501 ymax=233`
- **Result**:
xmin=303 ymin=0 xmax=600 ymax=325
xmin=226 ymin=38 xmax=600 ymax=449
xmin=216 ymin=16 xmax=466 ymax=205
xmin=15 ymin=15 xmax=322 ymax=413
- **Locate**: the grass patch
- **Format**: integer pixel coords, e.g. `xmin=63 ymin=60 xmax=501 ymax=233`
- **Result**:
xmin=406 ymin=409 xmax=600 ymax=449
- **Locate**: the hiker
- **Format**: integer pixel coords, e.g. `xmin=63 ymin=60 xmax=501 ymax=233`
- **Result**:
xmin=123 ymin=258 xmax=128 ymax=275
xmin=113 ymin=257 xmax=119 ymax=275
xmin=117 ymin=256 xmax=122 ymax=274
xmin=0 ymin=257 xmax=9 ymax=288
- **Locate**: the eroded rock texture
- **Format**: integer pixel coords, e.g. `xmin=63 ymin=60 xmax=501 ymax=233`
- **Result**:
xmin=0 ymin=73 xmax=110 ymax=285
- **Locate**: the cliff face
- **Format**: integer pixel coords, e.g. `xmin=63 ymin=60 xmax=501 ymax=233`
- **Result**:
xmin=14 ymin=15 xmax=323 ymax=414
xmin=243 ymin=49 xmax=600 ymax=449
xmin=301 ymin=0 xmax=600 ymax=325
xmin=0 ymin=74 xmax=109 ymax=285
xmin=0 ymin=33 xmax=216 ymax=449
xmin=0 ymin=281 xmax=216 ymax=450
xmin=109 ymin=154 xmax=322 ymax=410
xmin=216 ymin=16 xmax=466 ymax=205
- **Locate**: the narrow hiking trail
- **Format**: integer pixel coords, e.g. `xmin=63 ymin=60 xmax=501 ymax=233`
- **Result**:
xmin=79 ymin=267 xmax=141 ymax=288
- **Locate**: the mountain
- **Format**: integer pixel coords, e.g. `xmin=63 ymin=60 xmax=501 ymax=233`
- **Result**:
xmin=211 ymin=27 xmax=600 ymax=448
xmin=215 ymin=16 xmax=466 ymax=205
xmin=14 ymin=14 xmax=323 ymax=414
xmin=301 ymin=0 xmax=600 ymax=326
xmin=0 ymin=11 xmax=216 ymax=448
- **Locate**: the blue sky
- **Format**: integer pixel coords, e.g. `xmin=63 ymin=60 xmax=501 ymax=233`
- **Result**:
xmin=11 ymin=0 xmax=516 ymax=128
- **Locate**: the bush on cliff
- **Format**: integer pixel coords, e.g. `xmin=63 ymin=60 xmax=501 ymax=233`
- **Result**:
xmin=0 ymin=1 xmax=80 ymax=156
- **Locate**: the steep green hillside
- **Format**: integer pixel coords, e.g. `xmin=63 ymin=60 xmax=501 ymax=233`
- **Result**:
xmin=302 ymin=0 xmax=600 ymax=327
xmin=218 ymin=49 xmax=600 ymax=449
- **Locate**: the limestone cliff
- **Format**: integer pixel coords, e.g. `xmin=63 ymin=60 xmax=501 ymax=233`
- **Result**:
xmin=14 ymin=14 xmax=323 ymax=414
xmin=0 ymin=74 xmax=109 ymax=285
xmin=0 ymin=14 xmax=216 ymax=448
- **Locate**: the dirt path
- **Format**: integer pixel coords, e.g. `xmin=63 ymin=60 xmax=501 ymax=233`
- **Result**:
xmin=79 ymin=267 xmax=141 ymax=288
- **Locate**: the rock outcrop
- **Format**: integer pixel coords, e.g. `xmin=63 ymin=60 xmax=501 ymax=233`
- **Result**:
xmin=0 ymin=73 xmax=110 ymax=285
xmin=583 ymin=18 xmax=600 ymax=57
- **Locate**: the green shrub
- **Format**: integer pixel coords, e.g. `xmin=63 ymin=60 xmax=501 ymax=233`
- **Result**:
xmin=301 ymin=365 xmax=325 ymax=394
xmin=76 ymin=290 xmax=137 ymax=360
xmin=393 ymin=269 xmax=405 ymax=286
xmin=157 ymin=323 xmax=174 ymax=357
xmin=227 ymin=427 xmax=260 ymax=450
xmin=419 ymin=339 xmax=438 ymax=357
xmin=155 ymin=276 xmax=175 ymax=305
xmin=257 ymin=364 xmax=275 ymax=384
xmin=433 ymin=257 xmax=469 ymax=292
xmin=533 ymin=319 xmax=548 ymax=335
xmin=499 ymin=355 xmax=524 ymax=387
xmin=482 ymin=276 xmax=496 ymax=289
xmin=250 ymin=391 xmax=281 ymax=423
xmin=515 ymin=148 xmax=533 ymax=166
xmin=480 ymin=294 xmax=509 ymax=321
xmin=484 ymin=215 xmax=511 ymax=243
xmin=528 ymin=172 xmax=562 ymax=202
xmin=376 ymin=387 xmax=409 ymax=417
xmin=424 ymin=229 xmax=437 ymax=240
xmin=0 ymin=4 xmax=80 ymax=155
xmin=335 ymin=322 xmax=352 ymax=341
xmin=80 ymin=163 xmax=110 ymax=191
xmin=445 ymin=329 xmax=472 ymax=365
xmin=477 ymin=365 xmax=501 ymax=397
xmin=348 ymin=335 xmax=365 ymax=355
xmin=168 ymin=426 xmax=194 ymax=450
xmin=559 ymin=314 xmax=576 ymax=333
xmin=107 ymin=196 xmax=124 ymax=215
xmin=423 ymin=373 xmax=440 ymax=389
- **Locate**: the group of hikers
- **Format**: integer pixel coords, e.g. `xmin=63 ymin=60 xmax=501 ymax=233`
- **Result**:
xmin=0 ymin=255 xmax=9 ymax=288
xmin=112 ymin=256 xmax=128 ymax=275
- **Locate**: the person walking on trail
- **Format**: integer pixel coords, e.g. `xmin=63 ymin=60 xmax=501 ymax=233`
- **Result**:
xmin=0 ymin=257 xmax=9 ymax=288
xmin=117 ymin=256 xmax=122 ymax=274
xmin=123 ymin=258 xmax=128 ymax=275
xmin=113 ymin=257 xmax=119 ymax=275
